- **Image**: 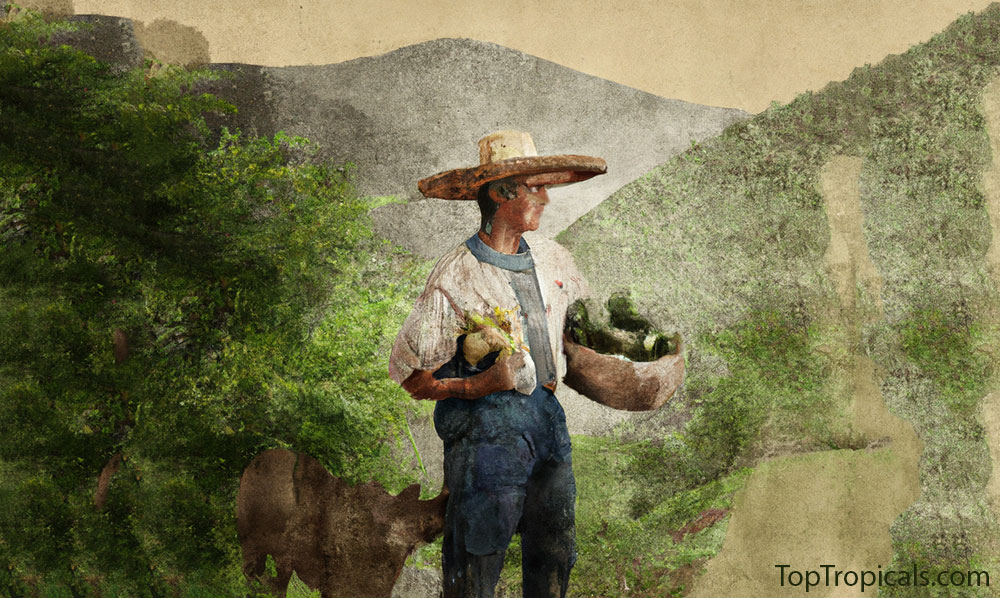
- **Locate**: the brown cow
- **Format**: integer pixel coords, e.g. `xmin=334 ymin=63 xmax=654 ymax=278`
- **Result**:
xmin=237 ymin=448 xmax=448 ymax=598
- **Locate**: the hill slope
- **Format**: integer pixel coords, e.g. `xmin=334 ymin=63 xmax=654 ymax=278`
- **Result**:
xmin=562 ymin=4 xmax=1000 ymax=594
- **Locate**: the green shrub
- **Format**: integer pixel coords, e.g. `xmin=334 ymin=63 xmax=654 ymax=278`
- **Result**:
xmin=899 ymin=307 xmax=991 ymax=417
xmin=0 ymin=8 xmax=424 ymax=595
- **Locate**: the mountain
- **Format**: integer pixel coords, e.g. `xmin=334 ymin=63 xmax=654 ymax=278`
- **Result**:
xmin=562 ymin=3 xmax=1000 ymax=593
xmin=190 ymin=38 xmax=748 ymax=257
xmin=49 ymin=18 xmax=749 ymax=258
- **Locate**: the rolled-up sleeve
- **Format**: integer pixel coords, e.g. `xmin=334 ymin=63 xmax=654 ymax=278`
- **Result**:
xmin=388 ymin=287 xmax=463 ymax=384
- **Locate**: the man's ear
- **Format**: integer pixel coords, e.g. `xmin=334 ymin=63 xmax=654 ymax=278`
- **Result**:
xmin=488 ymin=180 xmax=521 ymax=203
xmin=487 ymin=183 xmax=504 ymax=204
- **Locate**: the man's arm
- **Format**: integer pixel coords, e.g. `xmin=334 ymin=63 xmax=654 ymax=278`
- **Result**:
xmin=562 ymin=334 xmax=684 ymax=411
xmin=401 ymin=351 xmax=527 ymax=401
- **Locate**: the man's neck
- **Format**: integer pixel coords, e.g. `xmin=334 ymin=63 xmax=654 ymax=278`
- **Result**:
xmin=478 ymin=226 xmax=524 ymax=255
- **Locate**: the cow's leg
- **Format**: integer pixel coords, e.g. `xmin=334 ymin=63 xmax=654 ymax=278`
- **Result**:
xmin=242 ymin=549 xmax=266 ymax=580
xmin=242 ymin=550 xmax=288 ymax=597
xmin=270 ymin=560 xmax=293 ymax=598
xmin=519 ymin=459 xmax=576 ymax=598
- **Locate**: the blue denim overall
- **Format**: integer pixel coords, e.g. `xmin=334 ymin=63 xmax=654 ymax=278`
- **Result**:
xmin=434 ymin=235 xmax=576 ymax=598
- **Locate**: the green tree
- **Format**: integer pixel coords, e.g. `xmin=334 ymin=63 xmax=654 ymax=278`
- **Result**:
xmin=0 ymin=8 xmax=422 ymax=595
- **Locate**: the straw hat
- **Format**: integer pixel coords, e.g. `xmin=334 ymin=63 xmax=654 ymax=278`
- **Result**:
xmin=417 ymin=130 xmax=607 ymax=200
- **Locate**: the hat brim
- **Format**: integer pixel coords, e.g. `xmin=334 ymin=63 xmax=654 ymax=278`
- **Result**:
xmin=417 ymin=155 xmax=607 ymax=200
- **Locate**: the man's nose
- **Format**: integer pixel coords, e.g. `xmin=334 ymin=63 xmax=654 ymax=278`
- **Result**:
xmin=534 ymin=188 xmax=550 ymax=205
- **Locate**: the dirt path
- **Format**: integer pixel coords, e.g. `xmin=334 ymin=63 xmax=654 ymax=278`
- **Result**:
xmin=986 ymin=392 xmax=1000 ymax=517
xmin=689 ymin=156 xmax=922 ymax=597
xmin=980 ymin=79 xmax=1000 ymax=522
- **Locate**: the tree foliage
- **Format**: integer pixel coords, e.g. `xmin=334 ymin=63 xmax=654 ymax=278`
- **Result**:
xmin=0 ymin=8 xmax=421 ymax=595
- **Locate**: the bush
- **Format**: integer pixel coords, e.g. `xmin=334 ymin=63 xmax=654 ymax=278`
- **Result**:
xmin=0 ymin=8 xmax=422 ymax=594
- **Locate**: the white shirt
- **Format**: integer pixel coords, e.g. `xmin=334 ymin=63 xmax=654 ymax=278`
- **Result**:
xmin=388 ymin=236 xmax=590 ymax=395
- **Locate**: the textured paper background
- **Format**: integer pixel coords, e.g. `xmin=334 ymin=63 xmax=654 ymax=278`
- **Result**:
xmin=24 ymin=0 xmax=995 ymax=112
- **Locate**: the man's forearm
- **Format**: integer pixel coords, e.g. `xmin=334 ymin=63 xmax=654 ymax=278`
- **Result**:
xmin=401 ymin=353 xmax=522 ymax=401
xmin=427 ymin=369 xmax=506 ymax=400
xmin=563 ymin=337 xmax=684 ymax=411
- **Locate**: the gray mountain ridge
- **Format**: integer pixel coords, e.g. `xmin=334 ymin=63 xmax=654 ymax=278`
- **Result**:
xmin=48 ymin=16 xmax=749 ymax=256
xmin=210 ymin=37 xmax=750 ymax=256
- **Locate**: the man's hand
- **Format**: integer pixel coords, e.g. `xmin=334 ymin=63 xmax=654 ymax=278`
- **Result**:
xmin=485 ymin=350 xmax=525 ymax=393
xmin=563 ymin=332 xmax=685 ymax=411
xmin=401 ymin=351 xmax=527 ymax=401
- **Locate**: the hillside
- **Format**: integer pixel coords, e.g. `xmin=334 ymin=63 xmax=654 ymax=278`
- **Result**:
xmin=42 ymin=15 xmax=750 ymax=435
xmin=562 ymin=4 xmax=1000 ymax=595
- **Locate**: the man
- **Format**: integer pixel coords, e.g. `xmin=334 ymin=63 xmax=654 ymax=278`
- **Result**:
xmin=388 ymin=131 xmax=684 ymax=598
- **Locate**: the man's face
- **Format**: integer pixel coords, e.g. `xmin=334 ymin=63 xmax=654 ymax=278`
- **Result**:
xmin=494 ymin=180 xmax=549 ymax=233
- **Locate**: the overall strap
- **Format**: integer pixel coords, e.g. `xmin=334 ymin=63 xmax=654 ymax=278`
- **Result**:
xmin=507 ymin=270 xmax=557 ymax=387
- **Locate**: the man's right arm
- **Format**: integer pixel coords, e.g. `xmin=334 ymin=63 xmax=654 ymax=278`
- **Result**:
xmin=400 ymin=351 xmax=526 ymax=401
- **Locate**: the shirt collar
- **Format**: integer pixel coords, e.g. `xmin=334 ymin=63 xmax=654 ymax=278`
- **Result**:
xmin=465 ymin=233 xmax=534 ymax=272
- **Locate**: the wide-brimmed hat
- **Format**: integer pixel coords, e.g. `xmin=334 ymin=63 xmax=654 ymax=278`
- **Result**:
xmin=417 ymin=130 xmax=607 ymax=200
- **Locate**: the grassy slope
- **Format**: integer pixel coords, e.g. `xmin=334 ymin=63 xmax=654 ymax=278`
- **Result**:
xmin=561 ymin=3 xmax=1000 ymax=590
xmin=400 ymin=435 xmax=749 ymax=597
xmin=493 ymin=436 xmax=749 ymax=597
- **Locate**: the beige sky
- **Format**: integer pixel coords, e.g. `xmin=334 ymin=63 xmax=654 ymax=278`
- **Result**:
xmin=27 ymin=0 xmax=998 ymax=112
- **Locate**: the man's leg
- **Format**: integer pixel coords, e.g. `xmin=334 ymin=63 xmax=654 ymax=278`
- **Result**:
xmin=442 ymin=517 xmax=506 ymax=598
xmin=519 ymin=458 xmax=577 ymax=598
xmin=442 ymin=438 xmax=533 ymax=598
